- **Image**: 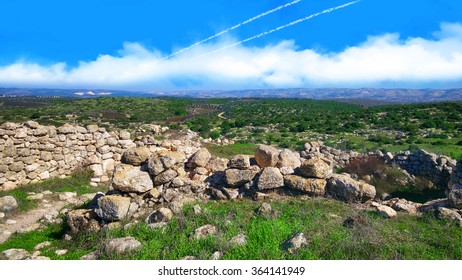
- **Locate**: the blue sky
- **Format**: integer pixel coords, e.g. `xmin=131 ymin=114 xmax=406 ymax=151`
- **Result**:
xmin=1 ymin=0 xmax=462 ymax=90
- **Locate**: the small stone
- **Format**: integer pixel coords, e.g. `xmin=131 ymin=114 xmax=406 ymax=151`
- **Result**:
xmin=211 ymin=251 xmax=223 ymax=260
xmin=104 ymin=237 xmax=142 ymax=255
xmin=194 ymin=224 xmax=217 ymax=239
xmin=0 ymin=196 xmax=18 ymax=212
xmin=80 ymin=250 xmax=100 ymax=260
xmin=34 ymin=241 xmax=51 ymax=251
xmin=375 ymin=204 xmax=397 ymax=219
xmin=145 ymin=207 xmax=174 ymax=224
xmin=282 ymin=233 xmax=308 ymax=253
xmin=193 ymin=205 xmax=202 ymax=215
xmin=2 ymin=249 xmax=31 ymax=260
xmin=6 ymin=219 xmax=17 ymax=225
xmin=228 ymin=233 xmax=247 ymax=247
xmin=55 ymin=249 xmax=68 ymax=256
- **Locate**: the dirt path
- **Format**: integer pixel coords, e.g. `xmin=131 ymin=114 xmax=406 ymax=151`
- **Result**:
xmin=0 ymin=200 xmax=68 ymax=244
xmin=218 ymin=112 xmax=226 ymax=119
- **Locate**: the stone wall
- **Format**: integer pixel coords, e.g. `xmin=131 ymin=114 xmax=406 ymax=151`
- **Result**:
xmin=302 ymin=141 xmax=457 ymax=188
xmin=0 ymin=121 xmax=138 ymax=190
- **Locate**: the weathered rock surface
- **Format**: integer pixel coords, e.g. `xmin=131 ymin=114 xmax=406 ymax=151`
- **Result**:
xmin=104 ymin=237 xmax=142 ymax=255
xmin=112 ymin=164 xmax=153 ymax=193
xmin=255 ymin=145 xmax=280 ymax=168
xmin=228 ymin=155 xmax=251 ymax=170
xmin=0 ymin=196 xmax=18 ymax=212
xmin=228 ymin=234 xmax=247 ymax=247
xmin=225 ymin=169 xmax=257 ymax=187
xmin=327 ymin=174 xmax=376 ymax=202
xmin=2 ymin=248 xmax=31 ymax=260
xmin=121 ymin=147 xmax=151 ymax=166
xmin=300 ymin=158 xmax=331 ymax=179
xmin=448 ymin=189 xmax=462 ymax=209
xmin=277 ymin=149 xmax=301 ymax=169
xmin=194 ymin=224 xmax=217 ymax=239
xmin=282 ymin=233 xmax=308 ymax=253
xmin=95 ymin=195 xmax=131 ymax=222
xmin=256 ymin=167 xmax=284 ymax=190
xmin=145 ymin=207 xmax=173 ymax=224
xmin=188 ymin=148 xmax=211 ymax=168
xmin=67 ymin=209 xmax=101 ymax=233
xmin=284 ymin=175 xmax=326 ymax=196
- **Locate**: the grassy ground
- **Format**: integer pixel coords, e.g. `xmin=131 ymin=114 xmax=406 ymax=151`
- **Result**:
xmin=0 ymin=169 xmax=99 ymax=213
xmin=206 ymin=143 xmax=258 ymax=158
xmin=2 ymin=197 xmax=461 ymax=260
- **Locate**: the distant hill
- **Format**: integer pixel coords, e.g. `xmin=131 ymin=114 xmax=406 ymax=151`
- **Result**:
xmin=1 ymin=87 xmax=462 ymax=103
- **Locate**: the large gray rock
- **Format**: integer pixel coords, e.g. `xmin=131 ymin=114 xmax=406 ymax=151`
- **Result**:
xmin=228 ymin=155 xmax=251 ymax=170
xmin=257 ymin=167 xmax=284 ymax=190
xmin=255 ymin=145 xmax=280 ymax=168
xmin=277 ymin=149 xmax=301 ymax=169
xmin=121 ymin=147 xmax=151 ymax=166
xmin=206 ymin=158 xmax=229 ymax=173
xmin=188 ymin=148 xmax=211 ymax=168
xmin=225 ymin=169 xmax=257 ymax=188
xmin=95 ymin=195 xmax=131 ymax=222
xmin=0 ymin=196 xmax=18 ymax=212
xmin=284 ymin=175 xmax=326 ymax=196
xmin=300 ymin=158 xmax=331 ymax=179
xmin=104 ymin=237 xmax=142 ymax=255
xmin=327 ymin=174 xmax=376 ymax=202
xmin=112 ymin=164 xmax=153 ymax=193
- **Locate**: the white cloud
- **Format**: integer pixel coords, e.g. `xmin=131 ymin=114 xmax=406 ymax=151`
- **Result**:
xmin=1 ymin=23 xmax=462 ymax=89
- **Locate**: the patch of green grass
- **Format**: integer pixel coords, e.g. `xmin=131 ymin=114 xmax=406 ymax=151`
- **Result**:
xmin=206 ymin=143 xmax=258 ymax=158
xmin=4 ymin=197 xmax=460 ymax=260
xmin=0 ymin=169 xmax=99 ymax=213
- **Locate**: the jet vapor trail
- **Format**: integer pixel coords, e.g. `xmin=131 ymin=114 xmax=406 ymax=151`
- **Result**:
xmin=193 ymin=1 xmax=360 ymax=60
xmin=159 ymin=0 xmax=303 ymax=61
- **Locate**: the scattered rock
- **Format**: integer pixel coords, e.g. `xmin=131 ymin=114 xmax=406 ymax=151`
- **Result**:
xmin=58 ymin=192 xmax=77 ymax=202
xmin=256 ymin=167 xmax=284 ymax=190
xmin=282 ymin=233 xmax=308 ymax=253
xmin=34 ymin=241 xmax=51 ymax=251
xmin=104 ymin=237 xmax=142 ymax=255
xmin=256 ymin=203 xmax=273 ymax=217
xmin=284 ymin=175 xmax=326 ymax=196
xmin=194 ymin=224 xmax=217 ymax=239
xmin=80 ymin=251 xmax=100 ymax=260
xmin=55 ymin=249 xmax=68 ymax=256
xmin=211 ymin=251 xmax=223 ymax=260
xmin=193 ymin=205 xmax=202 ymax=215
xmin=228 ymin=233 xmax=247 ymax=247
xmin=373 ymin=203 xmax=397 ymax=219
xmin=145 ymin=207 xmax=173 ymax=224
xmin=0 ymin=196 xmax=18 ymax=212
xmin=448 ymin=189 xmax=462 ymax=209
xmin=436 ymin=207 xmax=462 ymax=225
xmin=2 ymin=249 xmax=31 ymax=260
xmin=188 ymin=148 xmax=212 ymax=168
xmin=228 ymin=155 xmax=251 ymax=170
xmin=67 ymin=209 xmax=101 ymax=233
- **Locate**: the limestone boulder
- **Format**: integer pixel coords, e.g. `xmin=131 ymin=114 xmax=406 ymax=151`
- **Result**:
xmin=95 ymin=195 xmax=131 ymax=222
xmin=256 ymin=167 xmax=284 ymax=190
xmin=282 ymin=233 xmax=308 ymax=253
xmin=187 ymin=148 xmax=211 ymax=168
xmin=147 ymin=151 xmax=184 ymax=176
xmin=255 ymin=145 xmax=280 ymax=168
xmin=66 ymin=209 xmax=101 ymax=233
xmin=154 ymin=170 xmax=178 ymax=186
xmin=121 ymin=147 xmax=150 ymax=166
xmin=327 ymin=174 xmax=376 ymax=202
xmin=112 ymin=164 xmax=153 ymax=193
xmin=194 ymin=224 xmax=217 ymax=239
xmin=225 ymin=169 xmax=257 ymax=188
xmin=300 ymin=158 xmax=331 ymax=179
xmin=277 ymin=149 xmax=301 ymax=169
xmin=228 ymin=155 xmax=251 ymax=170
xmin=284 ymin=175 xmax=326 ymax=196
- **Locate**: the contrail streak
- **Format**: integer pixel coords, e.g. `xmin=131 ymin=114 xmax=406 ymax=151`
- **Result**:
xmin=159 ymin=0 xmax=302 ymax=61
xmin=193 ymin=1 xmax=360 ymax=60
